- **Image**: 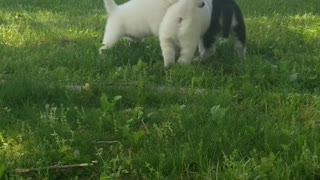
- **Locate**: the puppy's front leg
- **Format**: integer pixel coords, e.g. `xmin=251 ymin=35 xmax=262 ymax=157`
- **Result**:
xmin=193 ymin=38 xmax=217 ymax=63
xmin=99 ymin=23 xmax=122 ymax=54
xmin=99 ymin=46 xmax=108 ymax=54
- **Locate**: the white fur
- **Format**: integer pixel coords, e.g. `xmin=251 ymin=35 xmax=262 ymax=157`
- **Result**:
xmin=159 ymin=0 xmax=212 ymax=67
xmin=99 ymin=0 xmax=178 ymax=54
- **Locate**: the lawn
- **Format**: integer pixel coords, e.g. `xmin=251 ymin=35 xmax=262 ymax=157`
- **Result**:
xmin=0 ymin=0 xmax=320 ymax=179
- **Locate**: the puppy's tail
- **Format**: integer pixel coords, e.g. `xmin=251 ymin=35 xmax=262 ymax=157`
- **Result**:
xmin=103 ymin=0 xmax=117 ymax=13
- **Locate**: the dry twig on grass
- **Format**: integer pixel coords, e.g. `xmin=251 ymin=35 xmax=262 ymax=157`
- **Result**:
xmin=93 ymin=140 xmax=121 ymax=145
xmin=0 ymin=74 xmax=219 ymax=95
xmin=15 ymin=161 xmax=98 ymax=174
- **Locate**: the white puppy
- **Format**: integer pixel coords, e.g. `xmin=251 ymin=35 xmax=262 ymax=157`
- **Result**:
xmin=159 ymin=0 xmax=212 ymax=67
xmin=99 ymin=0 xmax=178 ymax=54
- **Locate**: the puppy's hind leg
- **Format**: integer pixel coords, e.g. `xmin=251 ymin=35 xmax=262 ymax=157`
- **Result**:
xmin=160 ymin=39 xmax=176 ymax=67
xmin=177 ymin=40 xmax=198 ymax=65
xmin=232 ymin=28 xmax=246 ymax=59
xmin=99 ymin=22 xmax=123 ymax=54
xmin=233 ymin=38 xmax=246 ymax=59
xmin=232 ymin=15 xmax=246 ymax=59
xmin=178 ymin=45 xmax=197 ymax=65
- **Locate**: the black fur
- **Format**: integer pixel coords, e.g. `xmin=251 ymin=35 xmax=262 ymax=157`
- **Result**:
xmin=202 ymin=0 xmax=246 ymax=53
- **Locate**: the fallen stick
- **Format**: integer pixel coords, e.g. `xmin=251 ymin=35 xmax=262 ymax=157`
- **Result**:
xmin=0 ymin=74 xmax=219 ymax=95
xmin=15 ymin=160 xmax=98 ymax=174
xmin=0 ymin=74 xmax=13 ymax=80
xmin=0 ymin=79 xmax=6 ymax=85
xmin=0 ymin=74 xmax=13 ymax=85
xmin=93 ymin=140 xmax=120 ymax=145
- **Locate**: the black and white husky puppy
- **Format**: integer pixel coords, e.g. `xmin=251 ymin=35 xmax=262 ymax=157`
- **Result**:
xmin=197 ymin=0 xmax=246 ymax=61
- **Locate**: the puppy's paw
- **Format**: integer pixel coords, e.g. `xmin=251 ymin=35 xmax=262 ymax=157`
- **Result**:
xmin=164 ymin=61 xmax=175 ymax=68
xmin=99 ymin=46 xmax=107 ymax=55
xmin=177 ymin=58 xmax=191 ymax=65
xmin=193 ymin=56 xmax=202 ymax=63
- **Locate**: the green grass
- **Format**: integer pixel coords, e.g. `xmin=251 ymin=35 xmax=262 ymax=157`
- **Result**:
xmin=1 ymin=0 xmax=320 ymax=179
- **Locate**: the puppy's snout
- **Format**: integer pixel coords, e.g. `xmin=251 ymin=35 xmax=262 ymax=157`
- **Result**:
xmin=198 ymin=1 xmax=205 ymax=8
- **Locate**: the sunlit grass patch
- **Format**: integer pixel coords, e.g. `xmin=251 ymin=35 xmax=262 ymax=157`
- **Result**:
xmin=0 ymin=10 xmax=102 ymax=47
